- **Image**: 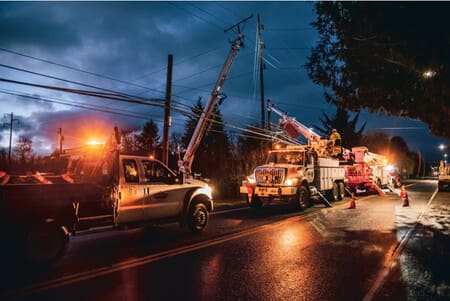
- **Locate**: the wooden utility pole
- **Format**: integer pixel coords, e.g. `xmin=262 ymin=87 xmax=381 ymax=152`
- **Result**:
xmin=3 ymin=112 xmax=19 ymax=163
xmin=163 ymin=54 xmax=173 ymax=165
xmin=257 ymin=14 xmax=265 ymax=129
xmin=57 ymin=128 xmax=64 ymax=155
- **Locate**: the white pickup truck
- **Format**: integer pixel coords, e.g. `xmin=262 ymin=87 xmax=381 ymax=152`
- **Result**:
xmin=0 ymin=144 xmax=213 ymax=263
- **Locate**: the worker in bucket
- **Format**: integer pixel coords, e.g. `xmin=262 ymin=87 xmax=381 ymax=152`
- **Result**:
xmin=329 ymin=128 xmax=342 ymax=156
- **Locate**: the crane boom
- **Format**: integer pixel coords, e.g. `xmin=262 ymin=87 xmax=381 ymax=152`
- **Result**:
xmin=268 ymin=100 xmax=322 ymax=143
xmin=182 ymin=17 xmax=251 ymax=176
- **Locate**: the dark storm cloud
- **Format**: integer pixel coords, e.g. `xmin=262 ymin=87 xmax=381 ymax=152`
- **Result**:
xmin=0 ymin=93 xmax=55 ymax=112
xmin=0 ymin=2 xmax=83 ymax=50
xmin=1 ymin=1 xmax=447 ymax=161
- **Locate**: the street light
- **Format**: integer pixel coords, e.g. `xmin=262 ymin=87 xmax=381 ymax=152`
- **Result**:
xmin=439 ymin=144 xmax=445 ymax=150
xmin=423 ymin=69 xmax=436 ymax=79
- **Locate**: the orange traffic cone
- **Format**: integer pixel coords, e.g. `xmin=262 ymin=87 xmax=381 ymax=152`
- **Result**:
xmin=348 ymin=192 xmax=356 ymax=209
xmin=400 ymin=185 xmax=409 ymax=207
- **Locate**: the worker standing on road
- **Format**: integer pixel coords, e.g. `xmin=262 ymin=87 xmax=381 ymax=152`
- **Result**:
xmin=439 ymin=160 xmax=445 ymax=175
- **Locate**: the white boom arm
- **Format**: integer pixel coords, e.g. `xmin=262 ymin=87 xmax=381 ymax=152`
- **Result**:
xmin=182 ymin=16 xmax=252 ymax=176
xmin=268 ymin=100 xmax=322 ymax=143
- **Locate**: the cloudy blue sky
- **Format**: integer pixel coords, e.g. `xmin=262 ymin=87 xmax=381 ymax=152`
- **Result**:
xmin=0 ymin=1 xmax=448 ymax=163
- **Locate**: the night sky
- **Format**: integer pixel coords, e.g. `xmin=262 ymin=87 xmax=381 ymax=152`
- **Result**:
xmin=0 ymin=2 xmax=448 ymax=163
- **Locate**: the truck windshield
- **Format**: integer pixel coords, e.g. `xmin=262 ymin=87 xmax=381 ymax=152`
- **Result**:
xmin=266 ymin=151 xmax=304 ymax=165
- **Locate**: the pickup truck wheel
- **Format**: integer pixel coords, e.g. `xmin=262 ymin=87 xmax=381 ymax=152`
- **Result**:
xmin=188 ymin=203 xmax=209 ymax=233
xmin=25 ymin=222 xmax=69 ymax=263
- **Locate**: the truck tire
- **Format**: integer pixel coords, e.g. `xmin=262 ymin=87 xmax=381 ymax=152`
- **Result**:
xmin=25 ymin=222 xmax=69 ymax=264
xmin=187 ymin=203 xmax=209 ymax=233
xmin=249 ymin=195 xmax=263 ymax=209
xmin=292 ymin=185 xmax=310 ymax=211
xmin=326 ymin=182 xmax=339 ymax=202
xmin=338 ymin=182 xmax=345 ymax=200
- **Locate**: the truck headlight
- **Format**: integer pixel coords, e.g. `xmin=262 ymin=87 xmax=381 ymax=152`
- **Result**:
xmin=247 ymin=176 xmax=256 ymax=184
xmin=284 ymin=178 xmax=298 ymax=186
xmin=204 ymin=184 xmax=213 ymax=196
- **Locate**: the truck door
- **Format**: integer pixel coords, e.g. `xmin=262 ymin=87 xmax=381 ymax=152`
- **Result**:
xmin=116 ymin=158 xmax=145 ymax=223
xmin=141 ymin=160 xmax=183 ymax=220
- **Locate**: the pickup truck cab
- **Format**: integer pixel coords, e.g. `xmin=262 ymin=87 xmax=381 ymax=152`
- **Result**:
xmin=0 ymin=149 xmax=213 ymax=263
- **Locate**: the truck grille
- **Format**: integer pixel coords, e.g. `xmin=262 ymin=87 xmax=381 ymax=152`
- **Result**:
xmin=255 ymin=167 xmax=286 ymax=186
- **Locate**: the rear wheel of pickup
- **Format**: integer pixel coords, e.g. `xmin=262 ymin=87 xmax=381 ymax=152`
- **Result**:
xmin=188 ymin=203 xmax=209 ymax=233
xmin=25 ymin=221 xmax=69 ymax=264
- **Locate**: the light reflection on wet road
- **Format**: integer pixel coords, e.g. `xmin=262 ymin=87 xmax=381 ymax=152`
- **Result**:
xmin=4 ymin=180 xmax=448 ymax=301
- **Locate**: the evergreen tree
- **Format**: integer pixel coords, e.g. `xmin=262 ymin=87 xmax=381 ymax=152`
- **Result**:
xmin=134 ymin=120 xmax=160 ymax=156
xmin=362 ymin=131 xmax=391 ymax=154
xmin=307 ymin=2 xmax=450 ymax=138
xmin=182 ymin=98 xmax=233 ymax=197
xmin=314 ymin=107 xmax=366 ymax=148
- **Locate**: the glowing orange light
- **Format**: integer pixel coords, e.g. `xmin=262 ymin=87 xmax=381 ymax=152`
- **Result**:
xmin=87 ymin=140 xmax=104 ymax=146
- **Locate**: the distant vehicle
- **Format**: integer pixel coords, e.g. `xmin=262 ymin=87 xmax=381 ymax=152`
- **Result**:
xmin=341 ymin=146 xmax=394 ymax=194
xmin=438 ymin=165 xmax=450 ymax=192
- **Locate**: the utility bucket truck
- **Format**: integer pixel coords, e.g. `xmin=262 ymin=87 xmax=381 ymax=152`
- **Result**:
xmin=341 ymin=146 xmax=394 ymax=194
xmin=0 ymin=17 xmax=251 ymax=264
xmin=240 ymin=101 xmax=345 ymax=210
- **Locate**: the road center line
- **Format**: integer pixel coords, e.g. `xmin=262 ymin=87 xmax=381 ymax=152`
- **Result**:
xmin=5 ymin=207 xmax=323 ymax=299
xmin=5 ymin=194 xmax=378 ymax=299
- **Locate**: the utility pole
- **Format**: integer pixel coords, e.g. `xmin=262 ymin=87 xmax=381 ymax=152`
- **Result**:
xmin=3 ymin=112 xmax=19 ymax=163
xmin=257 ymin=14 xmax=265 ymax=129
xmin=57 ymin=128 xmax=64 ymax=155
xmin=163 ymin=54 xmax=173 ymax=165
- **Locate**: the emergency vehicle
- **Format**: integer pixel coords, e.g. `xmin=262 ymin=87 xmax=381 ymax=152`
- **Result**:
xmin=240 ymin=101 xmax=345 ymax=210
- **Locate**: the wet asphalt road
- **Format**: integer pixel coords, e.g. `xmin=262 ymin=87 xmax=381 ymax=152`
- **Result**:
xmin=2 ymin=180 xmax=449 ymax=300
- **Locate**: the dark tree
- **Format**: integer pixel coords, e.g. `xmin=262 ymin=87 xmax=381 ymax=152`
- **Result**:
xmin=182 ymin=98 xmax=233 ymax=197
xmin=134 ymin=120 xmax=160 ymax=156
xmin=235 ymin=125 xmax=266 ymax=175
xmin=307 ymin=2 xmax=450 ymax=139
xmin=362 ymin=131 xmax=391 ymax=155
xmin=390 ymin=136 xmax=416 ymax=177
xmin=314 ymin=107 xmax=366 ymax=148
xmin=14 ymin=135 xmax=33 ymax=164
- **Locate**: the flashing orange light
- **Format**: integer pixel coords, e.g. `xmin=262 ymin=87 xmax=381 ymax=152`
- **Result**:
xmin=87 ymin=140 xmax=104 ymax=146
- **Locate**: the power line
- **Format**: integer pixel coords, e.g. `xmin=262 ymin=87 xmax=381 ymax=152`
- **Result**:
xmin=0 ymin=81 xmax=295 ymax=145
xmin=265 ymin=27 xmax=314 ymax=32
xmin=0 ymin=47 xmax=167 ymax=98
xmin=167 ymin=2 xmax=225 ymax=31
